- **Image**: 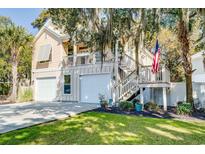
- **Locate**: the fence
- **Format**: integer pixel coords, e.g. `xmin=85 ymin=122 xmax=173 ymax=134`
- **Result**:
xmin=168 ymin=82 xmax=205 ymax=108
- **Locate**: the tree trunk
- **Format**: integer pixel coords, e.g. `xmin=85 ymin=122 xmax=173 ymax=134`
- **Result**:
xmin=185 ymin=74 xmax=193 ymax=104
xmin=10 ymin=60 xmax=18 ymax=102
xmin=178 ymin=9 xmax=194 ymax=106
xmin=134 ymin=8 xmax=145 ymax=75
xmin=134 ymin=38 xmax=140 ymax=75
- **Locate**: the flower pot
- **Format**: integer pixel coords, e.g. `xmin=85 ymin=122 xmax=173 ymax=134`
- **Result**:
xmin=135 ymin=103 xmax=142 ymax=112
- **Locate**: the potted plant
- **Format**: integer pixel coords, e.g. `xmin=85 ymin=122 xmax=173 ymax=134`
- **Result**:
xmin=132 ymin=99 xmax=142 ymax=112
xmin=99 ymin=94 xmax=108 ymax=109
xmin=135 ymin=100 xmax=142 ymax=112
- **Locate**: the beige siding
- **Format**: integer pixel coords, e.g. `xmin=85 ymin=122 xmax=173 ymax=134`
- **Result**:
xmin=124 ymin=38 xmax=153 ymax=66
xmin=32 ymin=70 xmax=62 ymax=101
xmin=32 ymin=30 xmax=66 ymax=70
xmin=62 ymin=63 xmax=114 ymax=102
xmin=32 ymin=30 xmax=67 ymax=101
xmin=33 ymin=63 xmax=114 ymax=102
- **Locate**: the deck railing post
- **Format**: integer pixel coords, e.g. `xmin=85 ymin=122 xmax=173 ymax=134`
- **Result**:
xmin=73 ymin=41 xmax=77 ymax=66
xmin=163 ymin=65 xmax=167 ymax=82
xmin=163 ymin=87 xmax=167 ymax=111
xmin=140 ymin=87 xmax=144 ymax=110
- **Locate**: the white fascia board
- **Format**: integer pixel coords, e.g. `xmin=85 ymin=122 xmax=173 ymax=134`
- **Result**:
xmin=34 ymin=21 xmax=69 ymax=43
xmin=192 ymin=51 xmax=205 ymax=59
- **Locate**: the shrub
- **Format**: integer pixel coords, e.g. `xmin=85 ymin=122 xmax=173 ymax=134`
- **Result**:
xmin=0 ymin=83 xmax=11 ymax=95
xmin=99 ymin=93 xmax=108 ymax=109
xmin=132 ymin=99 xmax=140 ymax=106
xmin=100 ymin=100 xmax=108 ymax=109
xmin=119 ymin=101 xmax=134 ymax=111
xmin=18 ymin=87 xmax=33 ymax=102
xmin=144 ymin=101 xmax=159 ymax=112
xmin=177 ymin=102 xmax=193 ymax=115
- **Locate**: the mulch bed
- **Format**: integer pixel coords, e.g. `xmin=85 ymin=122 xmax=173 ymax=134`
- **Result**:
xmin=92 ymin=107 xmax=205 ymax=121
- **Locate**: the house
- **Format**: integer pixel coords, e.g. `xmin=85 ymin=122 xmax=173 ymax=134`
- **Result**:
xmin=192 ymin=51 xmax=205 ymax=108
xmin=32 ymin=20 xmax=171 ymax=110
xmin=192 ymin=50 xmax=205 ymax=83
xmin=165 ymin=51 xmax=205 ymax=109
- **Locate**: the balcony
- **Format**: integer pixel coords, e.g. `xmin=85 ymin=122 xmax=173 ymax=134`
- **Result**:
xmin=63 ymin=51 xmax=114 ymax=67
xmin=63 ymin=54 xmax=90 ymax=67
xmin=139 ymin=65 xmax=170 ymax=85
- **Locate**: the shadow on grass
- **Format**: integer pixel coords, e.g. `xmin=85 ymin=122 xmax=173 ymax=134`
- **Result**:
xmin=0 ymin=112 xmax=205 ymax=145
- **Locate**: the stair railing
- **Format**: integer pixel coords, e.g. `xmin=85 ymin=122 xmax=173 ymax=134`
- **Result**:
xmin=114 ymin=68 xmax=139 ymax=100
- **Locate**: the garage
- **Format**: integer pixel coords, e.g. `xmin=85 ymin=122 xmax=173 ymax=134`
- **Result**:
xmin=80 ymin=74 xmax=112 ymax=103
xmin=36 ymin=77 xmax=57 ymax=101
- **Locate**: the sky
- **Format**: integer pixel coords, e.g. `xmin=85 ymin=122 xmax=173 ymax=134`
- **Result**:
xmin=0 ymin=8 xmax=43 ymax=35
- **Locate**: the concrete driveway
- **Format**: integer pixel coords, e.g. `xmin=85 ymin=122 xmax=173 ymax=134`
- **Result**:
xmin=0 ymin=102 xmax=99 ymax=134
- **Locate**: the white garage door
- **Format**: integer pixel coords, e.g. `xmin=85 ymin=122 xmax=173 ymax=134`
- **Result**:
xmin=36 ymin=77 xmax=57 ymax=101
xmin=80 ymin=74 xmax=111 ymax=103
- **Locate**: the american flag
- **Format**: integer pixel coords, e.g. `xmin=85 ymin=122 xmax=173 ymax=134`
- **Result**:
xmin=152 ymin=39 xmax=161 ymax=73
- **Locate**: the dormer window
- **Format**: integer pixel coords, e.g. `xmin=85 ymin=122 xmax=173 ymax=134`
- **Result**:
xmin=37 ymin=44 xmax=52 ymax=63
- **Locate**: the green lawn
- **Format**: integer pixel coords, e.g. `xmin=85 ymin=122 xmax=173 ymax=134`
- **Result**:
xmin=0 ymin=112 xmax=205 ymax=145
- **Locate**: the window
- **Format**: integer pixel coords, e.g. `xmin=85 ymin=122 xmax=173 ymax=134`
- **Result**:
xmin=37 ymin=44 xmax=52 ymax=62
xmin=64 ymin=75 xmax=71 ymax=94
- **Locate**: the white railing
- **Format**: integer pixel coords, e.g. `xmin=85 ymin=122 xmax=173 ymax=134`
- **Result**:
xmin=139 ymin=65 xmax=170 ymax=83
xmin=63 ymin=53 xmax=91 ymax=66
xmin=63 ymin=52 xmax=115 ymax=67
xmin=115 ymin=70 xmax=138 ymax=100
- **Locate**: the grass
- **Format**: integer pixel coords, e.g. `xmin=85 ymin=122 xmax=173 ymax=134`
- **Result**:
xmin=0 ymin=112 xmax=205 ymax=145
xmin=17 ymin=87 xmax=33 ymax=102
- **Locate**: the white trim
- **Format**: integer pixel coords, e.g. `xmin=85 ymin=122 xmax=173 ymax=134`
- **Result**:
xmin=34 ymin=20 xmax=69 ymax=43
xmin=63 ymin=62 xmax=114 ymax=70
xmin=32 ymin=62 xmax=114 ymax=73
xmin=192 ymin=50 xmax=205 ymax=59
xmin=34 ymin=27 xmax=63 ymax=43
xmin=32 ymin=68 xmax=61 ymax=73
xmin=139 ymin=83 xmax=170 ymax=88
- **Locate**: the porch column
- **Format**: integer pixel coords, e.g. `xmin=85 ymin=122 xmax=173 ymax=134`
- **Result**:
xmin=92 ymin=53 xmax=96 ymax=64
xmin=163 ymin=87 xmax=167 ymax=111
xmin=140 ymin=87 xmax=144 ymax=110
xmin=73 ymin=43 xmax=77 ymax=66
xmin=151 ymin=87 xmax=154 ymax=101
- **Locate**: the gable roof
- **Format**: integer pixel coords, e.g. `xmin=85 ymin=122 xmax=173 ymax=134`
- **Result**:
xmin=34 ymin=19 xmax=69 ymax=43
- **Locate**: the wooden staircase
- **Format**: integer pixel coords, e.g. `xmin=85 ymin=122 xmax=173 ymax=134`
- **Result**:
xmin=115 ymin=52 xmax=170 ymax=101
xmin=116 ymin=70 xmax=139 ymax=100
xmin=115 ymin=53 xmax=140 ymax=101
